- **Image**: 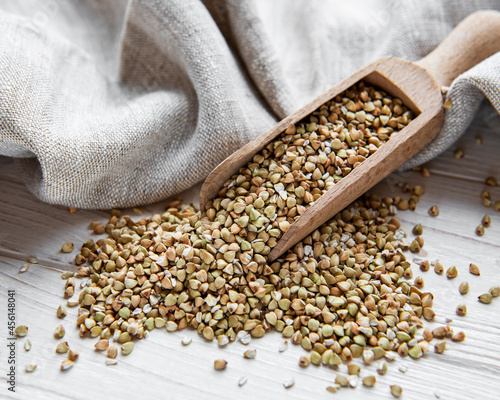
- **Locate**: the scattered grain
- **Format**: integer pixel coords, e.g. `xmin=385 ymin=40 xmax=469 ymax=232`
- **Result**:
xmin=56 ymin=305 xmax=67 ymax=319
xmin=459 ymin=281 xmax=469 ymax=295
xmin=214 ymin=359 xmax=227 ymax=371
xmin=479 ymin=293 xmax=493 ymax=304
xmin=244 ymin=349 xmax=257 ymax=359
xmin=55 ymin=341 xmax=69 ymax=354
xmin=14 ymin=325 xmax=28 ymax=337
xmin=452 ymin=332 xmax=466 ymax=342
xmin=443 ymin=97 xmax=453 ymax=109
xmin=456 ymin=304 xmax=467 ymax=317
xmin=61 ymin=242 xmax=74 ymax=253
xmin=428 ymin=205 xmax=439 ymax=217
xmin=238 ymin=376 xmax=248 ymax=387
xmin=363 ymin=376 xmax=376 ymax=387
xmin=283 ymin=377 xmax=295 ymax=389
xmin=469 ymin=263 xmax=480 ymax=276
xmin=485 ymin=176 xmax=498 ymax=187
xmin=391 ymin=385 xmax=403 ymax=398
xmin=54 ymin=325 xmax=65 ymax=339
xmin=19 ymin=264 xmax=29 ymax=273
xmin=348 ymin=364 xmax=361 ymax=376
xmin=68 ymin=349 xmax=79 ymax=361
xmin=446 ymin=266 xmax=458 ymax=279
xmin=60 ymin=360 xmax=74 ymax=371
xmin=25 ymin=364 xmax=37 ymax=373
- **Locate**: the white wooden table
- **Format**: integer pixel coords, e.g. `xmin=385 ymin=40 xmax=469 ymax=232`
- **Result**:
xmin=1 ymin=119 xmax=499 ymax=400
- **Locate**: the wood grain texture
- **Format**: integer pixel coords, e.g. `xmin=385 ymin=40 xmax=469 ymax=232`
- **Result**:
xmin=0 ymin=122 xmax=499 ymax=399
xmin=416 ymin=11 xmax=500 ymax=87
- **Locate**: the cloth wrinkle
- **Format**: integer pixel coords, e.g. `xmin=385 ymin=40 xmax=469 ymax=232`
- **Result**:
xmin=0 ymin=0 xmax=499 ymax=208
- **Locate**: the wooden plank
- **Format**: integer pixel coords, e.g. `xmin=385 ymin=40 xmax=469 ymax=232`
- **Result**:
xmin=0 ymin=156 xmax=201 ymax=270
xmin=0 ymin=121 xmax=499 ymax=399
xmin=1 ymin=253 xmax=499 ymax=400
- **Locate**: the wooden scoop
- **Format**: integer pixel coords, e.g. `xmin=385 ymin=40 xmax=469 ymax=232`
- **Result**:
xmin=200 ymin=11 xmax=500 ymax=261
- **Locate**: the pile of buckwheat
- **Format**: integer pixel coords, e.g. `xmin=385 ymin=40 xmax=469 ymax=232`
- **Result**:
xmin=53 ymin=81 xmax=476 ymax=395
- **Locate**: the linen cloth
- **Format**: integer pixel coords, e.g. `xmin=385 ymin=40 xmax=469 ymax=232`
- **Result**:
xmin=1 ymin=0 xmax=499 ymax=209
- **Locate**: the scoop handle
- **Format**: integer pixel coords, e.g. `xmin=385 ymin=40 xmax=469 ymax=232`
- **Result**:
xmin=417 ymin=11 xmax=500 ymax=87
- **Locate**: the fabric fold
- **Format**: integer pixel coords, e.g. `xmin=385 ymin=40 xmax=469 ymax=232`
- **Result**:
xmin=0 ymin=0 xmax=499 ymax=208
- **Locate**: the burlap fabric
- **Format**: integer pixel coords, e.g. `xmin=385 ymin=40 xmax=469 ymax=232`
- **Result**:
xmin=1 ymin=0 xmax=499 ymax=208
